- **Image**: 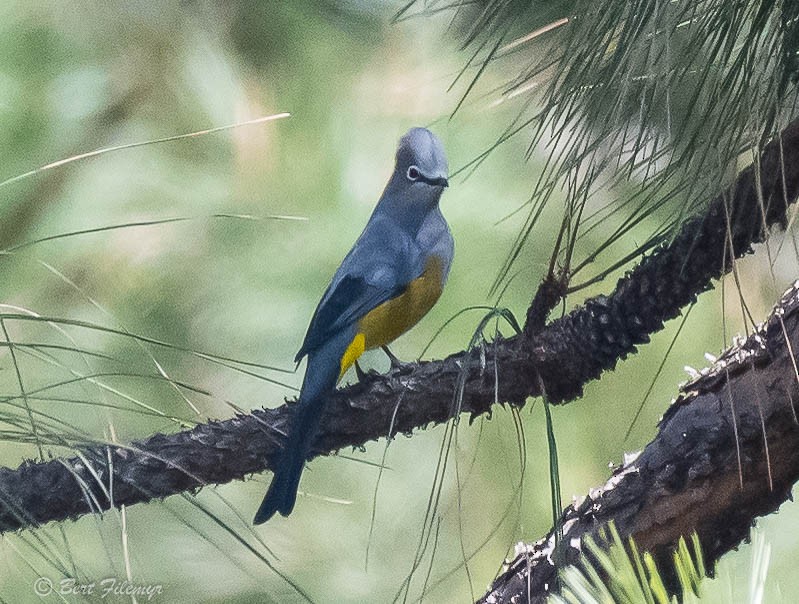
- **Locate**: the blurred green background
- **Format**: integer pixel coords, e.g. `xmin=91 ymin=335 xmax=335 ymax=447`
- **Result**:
xmin=0 ymin=1 xmax=796 ymax=602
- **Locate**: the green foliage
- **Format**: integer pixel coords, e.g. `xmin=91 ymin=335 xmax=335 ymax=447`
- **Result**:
xmin=551 ymin=527 xmax=706 ymax=604
xmin=420 ymin=0 xmax=799 ymax=295
xmin=549 ymin=524 xmax=789 ymax=604
xmin=552 ymin=525 xmax=778 ymax=604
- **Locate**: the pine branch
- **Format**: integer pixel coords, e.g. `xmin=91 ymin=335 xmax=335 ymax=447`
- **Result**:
xmin=480 ymin=280 xmax=799 ymax=603
xmin=1 ymin=119 xmax=799 ymax=533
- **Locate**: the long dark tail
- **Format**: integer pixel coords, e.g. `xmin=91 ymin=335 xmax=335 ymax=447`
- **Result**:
xmin=253 ymin=334 xmax=348 ymax=524
xmin=253 ymin=400 xmax=321 ymax=523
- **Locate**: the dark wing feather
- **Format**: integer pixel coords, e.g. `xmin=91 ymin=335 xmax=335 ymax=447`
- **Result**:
xmin=295 ymin=274 xmax=406 ymax=362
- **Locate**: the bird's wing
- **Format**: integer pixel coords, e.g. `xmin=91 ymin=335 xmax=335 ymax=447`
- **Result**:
xmin=295 ymin=273 xmax=405 ymax=361
xmin=295 ymin=220 xmax=418 ymax=362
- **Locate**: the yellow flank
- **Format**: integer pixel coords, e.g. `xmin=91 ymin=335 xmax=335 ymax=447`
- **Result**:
xmin=339 ymin=332 xmax=366 ymax=379
xmin=359 ymin=255 xmax=445 ymax=350
xmin=337 ymin=256 xmax=445 ymax=380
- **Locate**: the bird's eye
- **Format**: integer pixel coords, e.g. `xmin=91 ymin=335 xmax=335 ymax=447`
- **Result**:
xmin=407 ymin=165 xmax=420 ymax=181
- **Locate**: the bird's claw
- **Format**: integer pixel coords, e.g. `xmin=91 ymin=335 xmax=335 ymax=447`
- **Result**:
xmin=382 ymin=346 xmax=415 ymax=374
xmin=354 ymin=360 xmax=380 ymax=383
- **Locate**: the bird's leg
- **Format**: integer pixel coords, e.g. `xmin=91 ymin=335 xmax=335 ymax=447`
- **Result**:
xmin=382 ymin=345 xmax=414 ymax=373
xmin=354 ymin=360 xmax=368 ymax=382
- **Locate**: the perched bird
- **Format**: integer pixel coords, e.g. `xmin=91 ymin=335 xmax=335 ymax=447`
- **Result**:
xmin=254 ymin=127 xmax=452 ymax=524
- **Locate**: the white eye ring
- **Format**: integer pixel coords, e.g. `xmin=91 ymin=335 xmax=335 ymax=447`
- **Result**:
xmin=406 ymin=165 xmax=420 ymax=181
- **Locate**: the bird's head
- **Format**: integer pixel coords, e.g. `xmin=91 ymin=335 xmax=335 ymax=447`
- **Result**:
xmin=375 ymin=128 xmax=450 ymax=231
xmin=394 ymin=127 xmax=449 ymax=191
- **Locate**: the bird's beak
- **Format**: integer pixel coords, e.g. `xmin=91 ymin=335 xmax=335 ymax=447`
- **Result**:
xmin=429 ymin=176 xmax=449 ymax=188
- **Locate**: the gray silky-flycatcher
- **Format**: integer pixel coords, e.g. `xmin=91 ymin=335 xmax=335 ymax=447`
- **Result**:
xmin=254 ymin=127 xmax=452 ymax=524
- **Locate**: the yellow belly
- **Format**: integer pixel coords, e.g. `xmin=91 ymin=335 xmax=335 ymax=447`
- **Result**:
xmin=338 ymin=256 xmax=445 ymax=377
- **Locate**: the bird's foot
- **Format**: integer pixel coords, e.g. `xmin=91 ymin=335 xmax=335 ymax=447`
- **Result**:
xmin=382 ymin=346 xmax=415 ymax=374
xmin=354 ymin=360 xmax=380 ymax=383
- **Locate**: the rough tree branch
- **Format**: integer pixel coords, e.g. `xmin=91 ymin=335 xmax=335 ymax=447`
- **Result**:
xmin=480 ymin=280 xmax=799 ymax=603
xmin=0 ymin=119 xmax=798 ymax=534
